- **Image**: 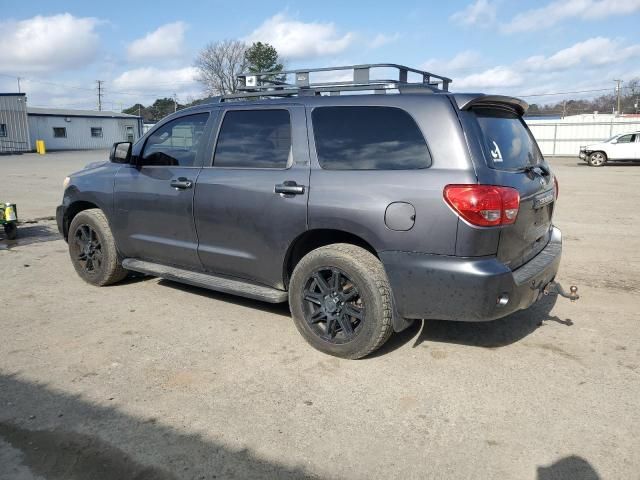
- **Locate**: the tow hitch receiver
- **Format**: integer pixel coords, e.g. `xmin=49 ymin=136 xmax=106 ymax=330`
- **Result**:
xmin=544 ymin=281 xmax=579 ymax=302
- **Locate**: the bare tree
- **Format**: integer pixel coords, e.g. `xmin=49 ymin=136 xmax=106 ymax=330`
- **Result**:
xmin=195 ymin=40 xmax=247 ymax=96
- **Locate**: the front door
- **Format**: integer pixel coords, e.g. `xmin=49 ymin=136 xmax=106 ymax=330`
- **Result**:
xmin=113 ymin=112 xmax=213 ymax=268
xmin=609 ymin=133 xmax=637 ymax=160
xmin=194 ymin=106 xmax=309 ymax=289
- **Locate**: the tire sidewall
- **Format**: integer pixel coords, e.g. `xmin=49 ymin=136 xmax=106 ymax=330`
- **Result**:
xmin=68 ymin=210 xmax=117 ymax=286
xmin=289 ymin=248 xmax=388 ymax=358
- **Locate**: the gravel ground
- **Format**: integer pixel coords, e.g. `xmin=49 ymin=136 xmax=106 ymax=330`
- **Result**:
xmin=0 ymin=152 xmax=639 ymax=480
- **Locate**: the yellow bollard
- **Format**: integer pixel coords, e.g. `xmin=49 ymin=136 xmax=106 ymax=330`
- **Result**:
xmin=36 ymin=140 xmax=46 ymax=154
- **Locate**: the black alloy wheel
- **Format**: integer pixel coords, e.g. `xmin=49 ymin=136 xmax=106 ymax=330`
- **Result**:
xmin=302 ymin=267 xmax=365 ymax=344
xmin=72 ymin=224 xmax=104 ymax=275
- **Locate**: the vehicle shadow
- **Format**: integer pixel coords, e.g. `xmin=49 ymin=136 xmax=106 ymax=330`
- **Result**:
xmin=0 ymin=220 xmax=60 ymax=248
xmin=374 ymin=294 xmax=572 ymax=356
xmin=537 ymin=455 xmax=601 ymax=480
xmin=0 ymin=373 xmax=318 ymax=479
xmin=577 ymin=160 xmax=640 ymax=167
xmin=156 ymin=279 xmax=571 ymax=354
xmin=157 ymin=278 xmax=292 ymax=318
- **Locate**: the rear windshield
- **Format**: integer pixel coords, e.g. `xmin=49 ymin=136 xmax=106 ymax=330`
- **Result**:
xmin=473 ymin=108 xmax=543 ymax=171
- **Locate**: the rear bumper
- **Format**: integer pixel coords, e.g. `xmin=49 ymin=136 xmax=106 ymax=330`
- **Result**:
xmin=380 ymin=227 xmax=562 ymax=322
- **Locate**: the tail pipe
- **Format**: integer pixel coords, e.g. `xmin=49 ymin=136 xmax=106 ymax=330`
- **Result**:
xmin=544 ymin=281 xmax=579 ymax=302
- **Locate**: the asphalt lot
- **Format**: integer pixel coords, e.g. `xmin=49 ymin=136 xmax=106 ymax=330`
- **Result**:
xmin=0 ymin=151 xmax=639 ymax=480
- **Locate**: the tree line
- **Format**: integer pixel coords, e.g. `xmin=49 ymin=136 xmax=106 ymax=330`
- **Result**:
xmin=527 ymin=79 xmax=640 ymax=117
xmin=123 ymin=41 xmax=284 ymax=122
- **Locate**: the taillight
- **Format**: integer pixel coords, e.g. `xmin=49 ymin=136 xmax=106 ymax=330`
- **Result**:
xmin=554 ymin=176 xmax=559 ymax=199
xmin=443 ymin=185 xmax=520 ymax=227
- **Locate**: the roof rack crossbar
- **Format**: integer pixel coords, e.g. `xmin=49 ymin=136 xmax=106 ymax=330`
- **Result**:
xmin=227 ymin=63 xmax=451 ymax=101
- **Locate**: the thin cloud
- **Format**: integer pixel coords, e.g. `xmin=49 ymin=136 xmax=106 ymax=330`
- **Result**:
xmin=0 ymin=13 xmax=101 ymax=73
xmin=450 ymin=0 xmax=497 ymax=27
xmin=503 ymin=0 xmax=640 ymax=33
xmin=245 ymin=13 xmax=355 ymax=59
xmin=370 ymin=33 xmax=400 ymax=48
xmin=127 ymin=22 xmax=187 ymax=62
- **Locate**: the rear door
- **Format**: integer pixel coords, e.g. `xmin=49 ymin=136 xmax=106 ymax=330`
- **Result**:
xmin=467 ymin=106 xmax=556 ymax=269
xmin=194 ymin=105 xmax=309 ymax=289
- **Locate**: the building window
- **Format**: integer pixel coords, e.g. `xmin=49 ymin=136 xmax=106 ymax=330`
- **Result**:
xmin=0 ymin=124 xmax=7 ymax=137
xmin=91 ymin=127 xmax=103 ymax=138
xmin=53 ymin=127 xmax=67 ymax=138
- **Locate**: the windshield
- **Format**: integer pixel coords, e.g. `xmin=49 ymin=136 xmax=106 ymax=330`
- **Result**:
xmin=474 ymin=107 xmax=544 ymax=171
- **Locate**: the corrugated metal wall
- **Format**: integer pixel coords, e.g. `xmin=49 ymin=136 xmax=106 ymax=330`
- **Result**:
xmin=526 ymin=116 xmax=640 ymax=156
xmin=0 ymin=95 xmax=30 ymax=153
xmin=27 ymin=115 xmax=140 ymax=150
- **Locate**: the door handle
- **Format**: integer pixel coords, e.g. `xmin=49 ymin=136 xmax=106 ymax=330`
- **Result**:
xmin=275 ymin=181 xmax=305 ymax=195
xmin=170 ymin=177 xmax=193 ymax=190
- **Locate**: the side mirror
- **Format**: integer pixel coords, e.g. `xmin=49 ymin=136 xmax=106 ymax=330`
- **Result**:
xmin=110 ymin=142 xmax=132 ymax=163
xmin=610 ymin=139 xmax=618 ymax=144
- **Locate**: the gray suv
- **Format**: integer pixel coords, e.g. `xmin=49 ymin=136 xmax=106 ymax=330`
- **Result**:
xmin=57 ymin=64 xmax=571 ymax=359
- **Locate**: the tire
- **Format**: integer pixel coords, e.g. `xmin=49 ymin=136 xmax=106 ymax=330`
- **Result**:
xmin=68 ymin=209 xmax=127 ymax=286
xmin=289 ymin=243 xmax=393 ymax=359
xmin=3 ymin=223 xmax=17 ymax=240
xmin=588 ymin=151 xmax=607 ymax=167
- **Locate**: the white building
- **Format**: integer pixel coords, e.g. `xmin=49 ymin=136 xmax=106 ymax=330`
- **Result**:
xmin=0 ymin=92 xmax=143 ymax=153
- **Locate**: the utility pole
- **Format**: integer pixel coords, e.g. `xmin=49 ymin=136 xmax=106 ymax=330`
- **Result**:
xmin=16 ymin=77 xmax=21 ymax=94
xmin=173 ymin=93 xmax=178 ymax=112
xmin=614 ymin=79 xmax=623 ymax=115
xmin=562 ymin=100 xmax=567 ymax=118
xmin=96 ymin=80 xmax=104 ymax=111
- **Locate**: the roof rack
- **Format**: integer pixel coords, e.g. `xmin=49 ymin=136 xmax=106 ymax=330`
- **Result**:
xmin=219 ymin=63 xmax=451 ymax=101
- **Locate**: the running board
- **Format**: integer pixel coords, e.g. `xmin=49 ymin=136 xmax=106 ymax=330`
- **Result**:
xmin=122 ymin=258 xmax=288 ymax=303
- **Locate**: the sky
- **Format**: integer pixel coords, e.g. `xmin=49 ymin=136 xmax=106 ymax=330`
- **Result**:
xmin=0 ymin=0 xmax=639 ymax=111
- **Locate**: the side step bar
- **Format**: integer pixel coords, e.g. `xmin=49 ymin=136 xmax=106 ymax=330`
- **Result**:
xmin=122 ymin=258 xmax=288 ymax=304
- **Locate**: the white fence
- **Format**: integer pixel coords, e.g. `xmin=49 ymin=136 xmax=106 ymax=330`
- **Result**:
xmin=526 ymin=116 xmax=640 ymax=156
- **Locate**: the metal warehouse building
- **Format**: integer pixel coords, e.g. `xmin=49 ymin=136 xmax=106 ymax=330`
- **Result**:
xmin=27 ymin=107 xmax=142 ymax=151
xmin=0 ymin=93 xmax=30 ymax=153
xmin=0 ymin=92 xmax=142 ymax=153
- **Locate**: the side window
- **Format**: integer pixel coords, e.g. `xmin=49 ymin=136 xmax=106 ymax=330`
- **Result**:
xmin=91 ymin=127 xmax=103 ymax=138
xmin=312 ymin=106 xmax=431 ymax=170
xmin=213 ymin=109 xmax=291 ymax=168
xmin=617 ymin=134 xmax=633 ymax=143
xmin=141 ymin=113 xmax=209 ymax=167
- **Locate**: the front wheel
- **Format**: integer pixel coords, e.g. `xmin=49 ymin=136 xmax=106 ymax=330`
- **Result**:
xmin=588 ymin=151 xmax=607 ymax=167
xmin=289 ymin=243 xmax=393 ymax=359
xmin=68 ymin=209 xmax=127 ymax=286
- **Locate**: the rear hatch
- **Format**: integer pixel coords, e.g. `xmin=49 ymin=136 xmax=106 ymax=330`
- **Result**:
xmin=469 ymin=104 xmax=556 ymax=270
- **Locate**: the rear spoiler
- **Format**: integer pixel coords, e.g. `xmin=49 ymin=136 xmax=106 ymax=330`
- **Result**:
xmin=453 ymin=94 xmax=529 ymax=116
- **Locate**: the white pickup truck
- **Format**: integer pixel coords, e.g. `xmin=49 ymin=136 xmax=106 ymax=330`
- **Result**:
xmin=580 ymin=132 xmax=640 ymax=166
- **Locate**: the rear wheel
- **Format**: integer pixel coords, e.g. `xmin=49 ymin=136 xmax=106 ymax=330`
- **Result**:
xmin=289 ymin=243 xmax=393 ymax=359
xmin=68 ymin=209 xmax=127 ymax=286
xmin=588 ymin=151 xmax=606 ymax=167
